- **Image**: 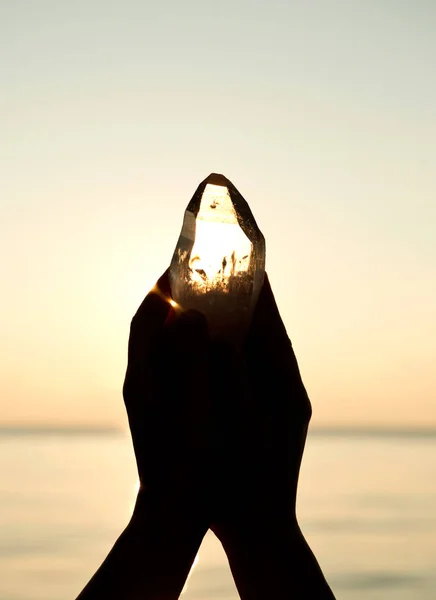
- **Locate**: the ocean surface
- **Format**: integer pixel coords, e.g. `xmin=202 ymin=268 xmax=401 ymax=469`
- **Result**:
xmin=1 ymin=430 xmax=435 ymax=600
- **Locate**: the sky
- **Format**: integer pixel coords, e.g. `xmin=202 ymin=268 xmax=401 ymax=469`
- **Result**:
xmin=1 ymin=0 xmax=435 ymax=429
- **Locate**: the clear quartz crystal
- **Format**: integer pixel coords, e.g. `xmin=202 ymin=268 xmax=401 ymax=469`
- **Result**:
xmin=169 ymin=173 xmax=265 ymax=338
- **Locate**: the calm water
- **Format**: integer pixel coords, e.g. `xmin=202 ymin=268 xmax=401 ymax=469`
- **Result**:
xmin=1 ymin=431 xmax=435 ymax=600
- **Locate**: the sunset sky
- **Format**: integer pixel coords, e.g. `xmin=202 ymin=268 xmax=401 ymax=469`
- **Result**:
xmin=1 ymin=0 xmax=435 ymax=429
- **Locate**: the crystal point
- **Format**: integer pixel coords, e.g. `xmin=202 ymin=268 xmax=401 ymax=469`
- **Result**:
xmin=169 ymin=173 xmax=265 ymax=338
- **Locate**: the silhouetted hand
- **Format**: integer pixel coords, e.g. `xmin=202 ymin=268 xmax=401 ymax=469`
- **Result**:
xmin=76 ymin=270 xmax=335 ymax=599
xmin=77 ymin=270 xmax=212 ymax=600
xmin=208 ymin=274 xmax=336 ymax=598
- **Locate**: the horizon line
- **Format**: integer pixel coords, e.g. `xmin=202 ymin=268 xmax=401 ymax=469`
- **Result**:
xmin=1 ymin=424 xmax=436 ymax=438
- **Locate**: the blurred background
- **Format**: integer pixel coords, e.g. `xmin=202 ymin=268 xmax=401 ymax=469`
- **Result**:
xmin=1 ymin=0 xmax=435 ymax=598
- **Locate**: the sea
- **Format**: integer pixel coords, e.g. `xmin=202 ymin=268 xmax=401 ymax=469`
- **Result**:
xmin=1 ymin=429 xmax=435 ymax=600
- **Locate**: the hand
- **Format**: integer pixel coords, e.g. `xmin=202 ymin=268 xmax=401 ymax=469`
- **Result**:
xmin=77 ymin=271 xmax=212 ymax=600
xmin=124 ymin=269 xmax=334 ymax=598
xmin=123 ymin=269 xmax=211 ymax=489
xmin=208 ymin=274 xmax=336 ymax=598
xmin=77 ymin=270 xmax=335 ymax=599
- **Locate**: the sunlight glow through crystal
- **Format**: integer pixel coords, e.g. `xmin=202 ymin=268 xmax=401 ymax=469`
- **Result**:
xmin=188 ymin=183 xmax=252 ymax=291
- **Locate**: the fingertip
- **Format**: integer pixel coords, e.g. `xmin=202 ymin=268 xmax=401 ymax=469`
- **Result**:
xmin=249 ymin=272 xmax=288 ymax=342
xmin=155 ymin=268 xmax=172 ymax=298
xmin=165 ymin=308 xmax=210 ymax=353
xmin=253 ymin=271 xmax=278 ymax=319
xmin=178 ymin=309 xmax=208 ymax=331
xmin=133 ymin=288 xmax=171 ymax=323
xmin=131 ymin=270 xmax=174 ymax=333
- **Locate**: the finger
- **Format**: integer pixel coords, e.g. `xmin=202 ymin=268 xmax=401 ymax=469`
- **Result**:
xmin=128 ymin=309 xmax=210 ymax=485
xmin=248 ymin=273 xmax=298 ymax=377
xmin=127 ymin=269 xmax=174 ymax=368
xmin=249 ymin=273 xmax=290 ymax=349
xmin=123 ymin=271 xmax=178 ymax=480
xmin=154 ymin=309 xmax=211 ymax=452
xmin=246 ymin=273 xmax=312 ymax=427
xmin=165 ymin=308 xmax=209 ymax=349
xmin=133 ymin=269 xmax=173 ymax=321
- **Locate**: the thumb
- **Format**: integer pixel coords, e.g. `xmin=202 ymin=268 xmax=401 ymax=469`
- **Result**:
xmin=246 ymin=273 xmax=311 ymax=425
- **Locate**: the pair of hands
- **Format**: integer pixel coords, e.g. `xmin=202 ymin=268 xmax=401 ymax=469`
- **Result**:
xmin=77 ymin=271 xmax=335 ymax=599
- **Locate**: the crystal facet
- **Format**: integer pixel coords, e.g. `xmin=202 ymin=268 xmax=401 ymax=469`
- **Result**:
xmin=169 ymin=173 xmax=265 ymax=338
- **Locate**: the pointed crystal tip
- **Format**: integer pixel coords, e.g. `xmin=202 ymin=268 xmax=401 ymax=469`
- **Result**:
xmin=203 ymin=173 xmax=230 ymax=187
